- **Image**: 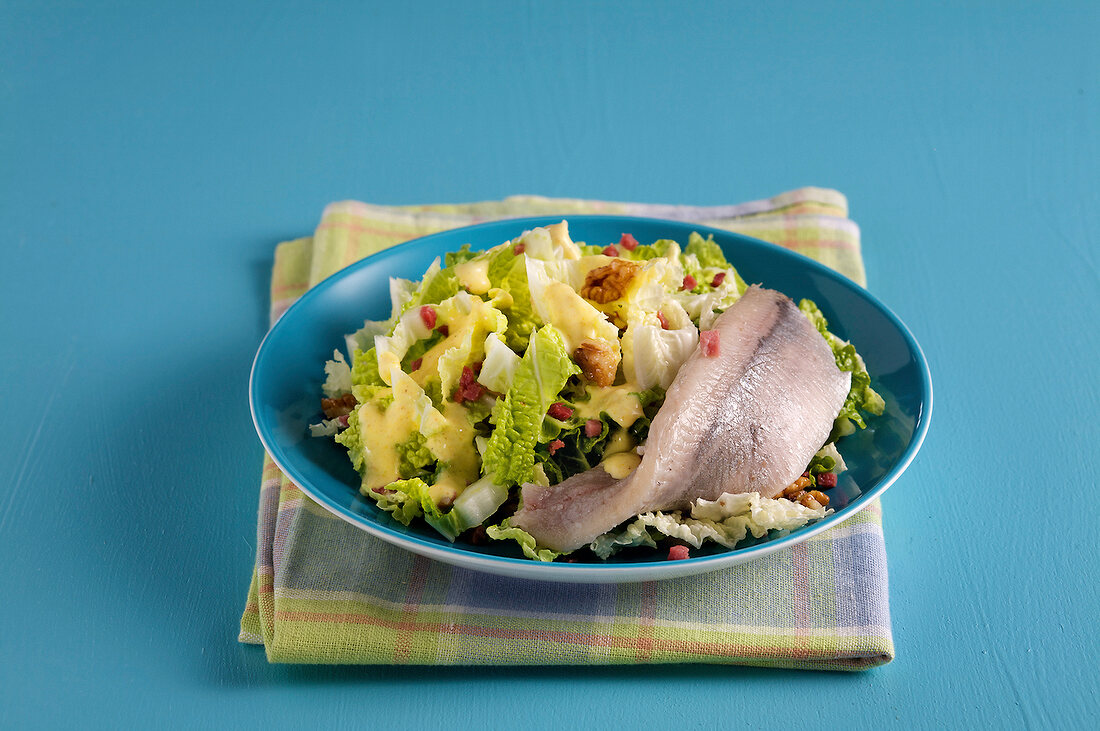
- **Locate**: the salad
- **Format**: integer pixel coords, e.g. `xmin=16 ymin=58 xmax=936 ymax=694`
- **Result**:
xmin=312 ymin=222 xmax=884 ymax=561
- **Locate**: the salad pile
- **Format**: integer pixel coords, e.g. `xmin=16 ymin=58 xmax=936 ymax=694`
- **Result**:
xmin=312 ymin=223 xmax=883 ymax=561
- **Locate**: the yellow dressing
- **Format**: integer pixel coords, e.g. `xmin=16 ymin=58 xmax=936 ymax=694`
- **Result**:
xmin=409 ymin=320 xmax=468 ymax=389
xmin=603 ymin=427 xmax=635 ymax=457
xmin=425 ymin=402 xmax=480 ymax=505
xmin=358 ymin=384 xmax=481 ymax=508
xmin=408 ymin=297 xmax=499 ymax=394
xmin=601 ymin=452 xmax=641 ymax=479
xmin=541 ymin=280 xmax=621 ymax=359
xmin=546 ymin=221 xmax=582 ymax=259
xmin=356 ymin=393 xmax=416 ymax=493
xmin=454 ymin=258 xmax=492 ymax=294
xmin=573 ymin=385 xmax=644 ymax=428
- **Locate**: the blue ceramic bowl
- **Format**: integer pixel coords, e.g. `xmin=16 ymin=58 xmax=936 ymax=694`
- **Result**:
xmin=250 ymin=216 xmax=932 ymax=582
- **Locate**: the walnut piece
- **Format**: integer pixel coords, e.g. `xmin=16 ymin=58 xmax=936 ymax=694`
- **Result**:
xmin=574 ymin=339 xmax=618 ymax=387
xmin=580 ymin=259 xmax=640 ymax=304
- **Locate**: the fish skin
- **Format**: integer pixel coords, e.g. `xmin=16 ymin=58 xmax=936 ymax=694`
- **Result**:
xmin=511 ymin=286 xmax=851 ymax=553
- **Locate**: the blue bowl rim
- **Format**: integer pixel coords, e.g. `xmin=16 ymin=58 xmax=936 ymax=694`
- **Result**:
xmin=249 ymin=214 xmax=933 ymax=581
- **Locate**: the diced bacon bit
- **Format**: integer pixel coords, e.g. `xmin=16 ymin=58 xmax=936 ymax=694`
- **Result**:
xmin=700 ymin=329 xmax=720 ymax=357
xmin=471 ymin=360 xmax=483 ymax=374
xmin=681 ymin=274 xmax=697 ymax=291
xmin=584 ymin=419 xmax=602 ymax=437
xmin=816 ymin=472 xmax=838 ymax=488
xmin=337 ymin=414 xmax=350 ymax=429
xmin=602 ymin=245 xmax=619 ymax=257
xmin=619 ymin=233 xmax=639 ymax=251
xmin=547 ymin=402 xmax=574 ymax=421
xmin=668 ymin=544 xmax=690 ymax=561
xmin=437 ymin=324 xmax=449 ymax=337
xmin=371 ymin=486 xmax=395 ymax=495
xmin=711 ymin=271 xmax=727 ymax=288
xmin=453 ymin=365 xmax=486 ymax=403
xmin=410 ymin=357 xmax=423 ymax=371
xmin=513 ymin=242 xmax=525 ymax=255
xmin=548 ymin=439 xmax=565 ymax=455
xmin=419 ymin=305 xmax=437 ymax=329
xmin=656 ymin=310 xmax=670 ymax=330
xmin=321 ymin=393 xmax=357 ymax=419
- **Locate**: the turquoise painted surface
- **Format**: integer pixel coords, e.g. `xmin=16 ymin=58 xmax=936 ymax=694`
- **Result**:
xmin=1 ymin=1 xmax=1096 ymax=728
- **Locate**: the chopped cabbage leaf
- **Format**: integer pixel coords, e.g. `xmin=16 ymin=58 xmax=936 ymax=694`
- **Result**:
xmin=408 ymin=257 xmax=463 ymax=309
xmin=812 ymin=442 xmax=847 ymax=474
xmin=478 ymin=332 xmax=522 ymax=393
xmin=481 ymin=326 xmax=580 ymax=485
xmin=486 ymin=521 xmax=561 ymax=562
xmin=351 ymin=347 xmax=384 ymax=387
xmin=372 ymin=477 xmax=462 ymax=541
xmin=396 ymin=432 xmax=434 ymax=479
xmin=433 ymin=296 xmax=508 ymax=399
xmin=335 ymin=409 xmax=365 ymax=472
xmin=308 ymin=417 xmax=344 ymax=438
xmin=445 ymin=243 xmax=478 ymax=267
xmin=589 ymin=492 xmax=829 ymax=559
xmin=321 ymin=350 xmax=353 ymax=397
xmin=450 ymin=476 xmax=510 ymax=531
xmin=536 ymin=414 xmax=612 ymax=485
xmin=526 ymin=257 xmax=620 ymax=355
xmin=798 ymin=299 xmax=886 ymax=431
xmin=620 ymin=302 xmax=698 ymax=390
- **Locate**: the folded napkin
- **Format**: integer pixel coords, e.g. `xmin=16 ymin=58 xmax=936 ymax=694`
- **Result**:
xmin=240 ymin=188 xmax=894 ymax=670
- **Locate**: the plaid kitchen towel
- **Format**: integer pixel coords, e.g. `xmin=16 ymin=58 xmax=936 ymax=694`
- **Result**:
xmin=240 ymin=187 xmax=893 ymax=670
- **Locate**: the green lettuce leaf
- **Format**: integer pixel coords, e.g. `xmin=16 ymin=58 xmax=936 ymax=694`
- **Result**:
xmin=536 ymin=414 xmax=612 ymax=485
xmin=401 ymin=332 xmax=444 ymax=372
xmin=494 ymin=255 xmax=539 ymax=351
xmin=396 ymin=432 xmax=435 ymax=478
xmin=444 ymin=243 xmax=478 ymax=267
xmin=486 ymin=521 xmax=561 ymax=562
xmin=806 ymin=451 xmax=836 ymax=475
xmin=351 ymin=347 xmax=384 ymax=387
xmin=677 ymin=232 xmax=748 ymax=298
xmin=485 ymin=243 xmax=521 ymax=284
xmin=619 ymin=238 xmax=678 ymax=262
xmin=335 ymin=408 xmax=364 ymax=472
xmin=798 ymin=299 xmax=885 ymax=430
xmin=684 ymin=231 xmax=730 ymax=269
xmin=626 ymin=385 xmax=666 ymax=443
xmin=481 ymin=326 xmax=581 ymax=485
xmin=372 ymin=477 xmax=463 ymax=541
xmin=410 ymin=262 xmax=462 ymax=309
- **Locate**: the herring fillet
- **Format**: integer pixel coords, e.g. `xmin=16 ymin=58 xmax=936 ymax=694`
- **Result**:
xmin=510 ymin=286 xmax=852 ymax=553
